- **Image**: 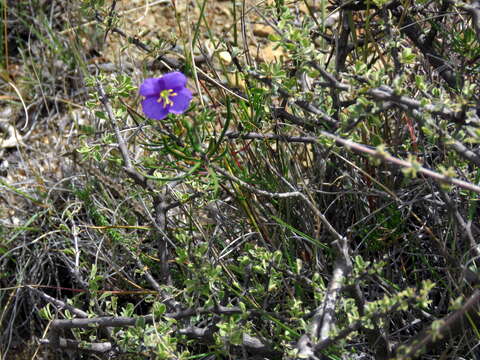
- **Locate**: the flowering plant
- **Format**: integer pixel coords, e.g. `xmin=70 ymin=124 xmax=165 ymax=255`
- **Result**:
xmin=139 ymin=72 xmax=192 ymax=120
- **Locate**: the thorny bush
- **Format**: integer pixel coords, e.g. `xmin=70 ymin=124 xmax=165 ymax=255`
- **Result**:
xmin=2 ymin=1 xmax=480 ymax=359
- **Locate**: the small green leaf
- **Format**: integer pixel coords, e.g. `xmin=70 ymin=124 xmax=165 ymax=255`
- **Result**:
xmin=153 ymin=302 xmax=166 ymax=318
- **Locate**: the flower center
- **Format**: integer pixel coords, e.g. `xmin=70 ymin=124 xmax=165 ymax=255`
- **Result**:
xmin=157 ymin=89 xmax=178 ymax=108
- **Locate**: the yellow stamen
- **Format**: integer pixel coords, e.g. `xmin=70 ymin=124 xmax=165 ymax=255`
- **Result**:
xmin=157 ymin=89 xmax=178 ymax=108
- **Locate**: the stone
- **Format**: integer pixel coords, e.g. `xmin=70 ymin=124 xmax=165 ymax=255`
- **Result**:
xmin=253 ymin=23 xmax=273 ymax=38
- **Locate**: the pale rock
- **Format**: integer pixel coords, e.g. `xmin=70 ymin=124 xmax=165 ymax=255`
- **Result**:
xmin=218 ymin=51 xmax=232 ymax=65
xmin=0 ymin=123 xmax=22 ymax=149
xmin=257 ymin=42 xmax=285 ymax=63
xmin=204 ymin=39 xmax=216 ymax=57
xmin=253 ymin=24 xmax=273 ymax=38
xmin=324 ymin=12 xmax=340 ymax=28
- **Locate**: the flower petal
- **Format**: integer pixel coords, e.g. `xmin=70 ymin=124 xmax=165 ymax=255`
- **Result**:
xmin=142 ymin=97 xmax=170 ymax=120
xmin=169 ymin=88 xmax=193 ymax=114
xmin=160 ymin=72 xmax=187 ymax=91
xmin=139 ymin=78 xmax=162 ymax=97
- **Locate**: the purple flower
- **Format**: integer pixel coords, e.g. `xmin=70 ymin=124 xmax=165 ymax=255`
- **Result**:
xmin=139 ymin=72 xmax=193 ymax=120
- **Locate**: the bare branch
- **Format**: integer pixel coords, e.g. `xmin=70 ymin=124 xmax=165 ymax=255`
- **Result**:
xmin=392 ymin=290 xmax=480 ymax=359
xmin=28 ymin=287 xmax=89 ymax=318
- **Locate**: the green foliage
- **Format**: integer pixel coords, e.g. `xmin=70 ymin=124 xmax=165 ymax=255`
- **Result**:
xmin=3 ymin=0 xmax=480 ymax=359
